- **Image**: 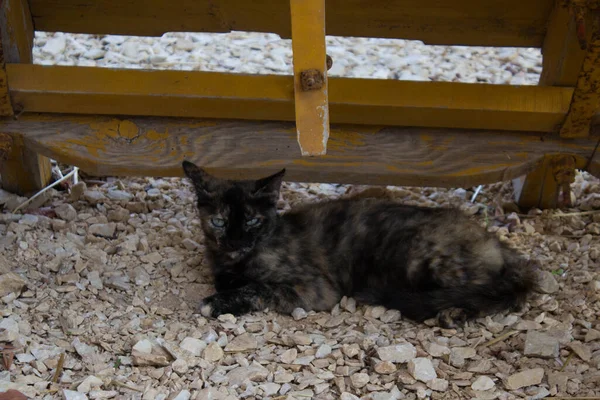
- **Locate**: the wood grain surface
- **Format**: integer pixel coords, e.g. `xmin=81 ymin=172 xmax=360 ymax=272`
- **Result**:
xmin=28 ymin=0 xmax=552 ymax=47
xmin=1 ymin=114 xmax=598 ymax=188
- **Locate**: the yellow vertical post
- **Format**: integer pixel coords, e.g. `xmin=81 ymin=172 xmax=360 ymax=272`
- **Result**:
xmin=290 ymin=0 xmax=330 ymax=156
xmin=0 ymin=0 xmax=52 ymax=195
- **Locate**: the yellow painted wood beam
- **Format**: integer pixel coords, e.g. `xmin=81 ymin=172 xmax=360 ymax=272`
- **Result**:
xmin=560 ymin=9 xmax=600 ymax=137
xmin=1 ymin=114 xmax=598 ymax=187
xmin=290 ymin=0 xmax=329 ymax=156
xmin=27 ymin=0 xmax=552 ymax=47
xmin=6 ymin=64 xmax=574 ymax=133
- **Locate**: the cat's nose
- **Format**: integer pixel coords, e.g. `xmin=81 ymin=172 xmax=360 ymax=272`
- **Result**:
xmin=227 ymin=240 xmax=245 ymax=249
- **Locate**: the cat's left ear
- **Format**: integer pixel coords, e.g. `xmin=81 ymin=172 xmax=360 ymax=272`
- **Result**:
xmin=182 ymin=160 xmax=221 ymax=202
xmin=253 ymin=168 xmax=286 ymax=202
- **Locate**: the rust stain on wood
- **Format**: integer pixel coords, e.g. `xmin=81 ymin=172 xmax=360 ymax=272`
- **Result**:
xmin=560 ymin=10 xmax=600 ymax=137
xmin=539 ymin=0 xmax=591 ymax=86
xmin=0 ymin=132 xmax=13 ymax=162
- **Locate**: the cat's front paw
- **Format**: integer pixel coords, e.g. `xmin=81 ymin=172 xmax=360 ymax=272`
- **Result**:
xmin=436 ymin=307 xmax=469 ymax=329
xmin=198 ymin=294 xmax=222 ymax=318
xmin=198 ymin=293 xmax=243 ymax=318
xmin=199 ymin=299 xmax=215 ymax=318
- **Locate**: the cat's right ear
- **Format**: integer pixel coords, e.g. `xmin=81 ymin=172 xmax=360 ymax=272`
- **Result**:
xmin=182 ymin=161 xmax=219 ymax=202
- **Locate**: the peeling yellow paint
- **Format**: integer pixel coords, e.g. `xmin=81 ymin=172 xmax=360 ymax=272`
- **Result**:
xmin=447 ymin=164 xmax=516 ymax=176
xmin=326 ymin=130 xmax=366 ymax=152
xmin=146 ymin=129 xmax=170 ymax=141
xmin=118 ymin=120 xmax=139 ymax=139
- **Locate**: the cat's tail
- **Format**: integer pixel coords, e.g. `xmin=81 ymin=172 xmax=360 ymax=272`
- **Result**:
xmin=359 ymin=255 xmax=539 ymax=323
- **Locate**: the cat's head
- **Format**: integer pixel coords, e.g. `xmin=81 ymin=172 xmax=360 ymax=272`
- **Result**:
xmin=182 ymin=161 xmax=285 ymax=261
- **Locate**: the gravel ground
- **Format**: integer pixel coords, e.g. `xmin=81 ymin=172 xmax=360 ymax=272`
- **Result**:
xmin=0 ymin=31 xmax=599 ymax=400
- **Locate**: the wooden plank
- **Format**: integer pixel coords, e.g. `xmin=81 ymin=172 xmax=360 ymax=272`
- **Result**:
xmin=5 ymin=64 xmax=575 ymax=133
xmin=0 ymin=0 xmax=34 ymax=64
xmin=0 ymin=0 xmax=33 ymax=116
xmin=560 ymin=11 xmax=600 ymax=138
xmin=0 ymin=133 xmax=53 ymax=195
xmin=0 ymin=114 xmax=598 ymax=188
xmin=514 ymin=154 xmax=579 ymax=209
xmin=290 ymin=0 xmax=329 ymax=156
xmin=513 ymin=155 xmax=559 ymax=209
xmin=27 ymin=0 xmax=553 ymax=47
xmin=538 ymin=0 xmax=590 ymax=86
xmin=0 ymin=0 xmax=52 ymax=195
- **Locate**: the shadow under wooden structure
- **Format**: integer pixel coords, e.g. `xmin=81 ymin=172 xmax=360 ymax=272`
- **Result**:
xmin=1 ymin=0 xmax=599 ymax=209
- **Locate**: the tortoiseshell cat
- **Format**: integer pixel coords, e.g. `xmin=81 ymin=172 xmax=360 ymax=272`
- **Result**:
xmin=182 ymin=161 xmax=538 ymax=328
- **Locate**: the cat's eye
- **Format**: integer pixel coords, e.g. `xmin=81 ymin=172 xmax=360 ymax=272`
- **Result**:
xmin=246 ymin=218 xmax=260 ymax=227
xmin=210 ymin=217 xmax=226 ymax=228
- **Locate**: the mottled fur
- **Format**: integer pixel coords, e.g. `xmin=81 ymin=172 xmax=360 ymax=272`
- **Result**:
xmin=182 ymin=161 xmax=538 ymax=327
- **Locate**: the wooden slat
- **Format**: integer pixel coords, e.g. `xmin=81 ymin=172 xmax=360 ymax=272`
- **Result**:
xmin=290 ymin=0 xmax=329 ymax=156
xmin=1 ymin=133 xmax=53 ymax=194
xmin=27 ymin=0 xmax=553 ymax=47
xmin=0 ymin=0 xmax=52 ymax=195
xmin=513 ymin=155 xmax=560 ymax=209
xmin=539 ymin=0 xmax=590 ymax=86
xmin=0 ymin=0 xmax=34 ymax=64
xmin=0 ymin=114 xmax=598 ymax=188
xmin=6 ymin=64 xmax=575 ymax=133
xmin=0 ymin=0 xmax=33 ymax=116
xmin=560 ymin=11 xmax=600 ymax=138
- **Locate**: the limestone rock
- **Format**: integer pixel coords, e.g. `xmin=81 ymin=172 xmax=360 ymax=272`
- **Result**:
xmin=471 ymin=376 xmax=495 ymax=391
xmin=374 ymin=361 xmax=397 ymax=374
xmin=203 ymin=342 xmax=223 ymax=362
xmin=77 ymin=376 xmax=103 ymax=393
xmin=315 ymin=344 xmax=331 ymax=359
xmin=280 ymin=348 xmax=297 ymax=364
xmin=536 ymin=270 xmax=559 ymax=294
xmin=55 ymin=204 xmax=78 ymax=221
xmin=63 ymin=389 xmax=88 ymax=400
xmin=427 ymin=378 xmax=448 ymax=391
xmin=88 ymin=223 xmax=116 ymax=238
xmin=505 ymin=368 xmax=544 ymax=390
xmin=377 ymin=343 xmax=416 ymax=363
xmin=350 ymin=372 xmax=369 ymax=388
xmin=0 ymin=273 xmax=27 ymax=298
xmin=180 ymin=337 xmax=206 ymax=357
xmin=291 ymin=308 xmax=308 ymax=320
xmin=224 ymin=333 xmax=257 ymax=352
xmin=408 ymin=357 xmax=437 ymax=382
xmin=524 ymin=331 xmax=559 ymax=358
xmin=584 ymin=329 xmax=600 ymax=342
xmin=569 ymin=341 xmax=591 ymax=361
xmin=0 ymin=318 xmax=19 ymax=342
xmin=226 ymin=362 xmax=269 ymax=386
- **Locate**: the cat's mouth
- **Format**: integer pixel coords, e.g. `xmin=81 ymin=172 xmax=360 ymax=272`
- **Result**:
xmin=225 ymin=248 xmax=252 ymax=259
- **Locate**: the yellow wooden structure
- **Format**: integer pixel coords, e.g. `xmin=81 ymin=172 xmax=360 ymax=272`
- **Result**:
xmin=0 ymin=0 xmax=599 ymax=209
